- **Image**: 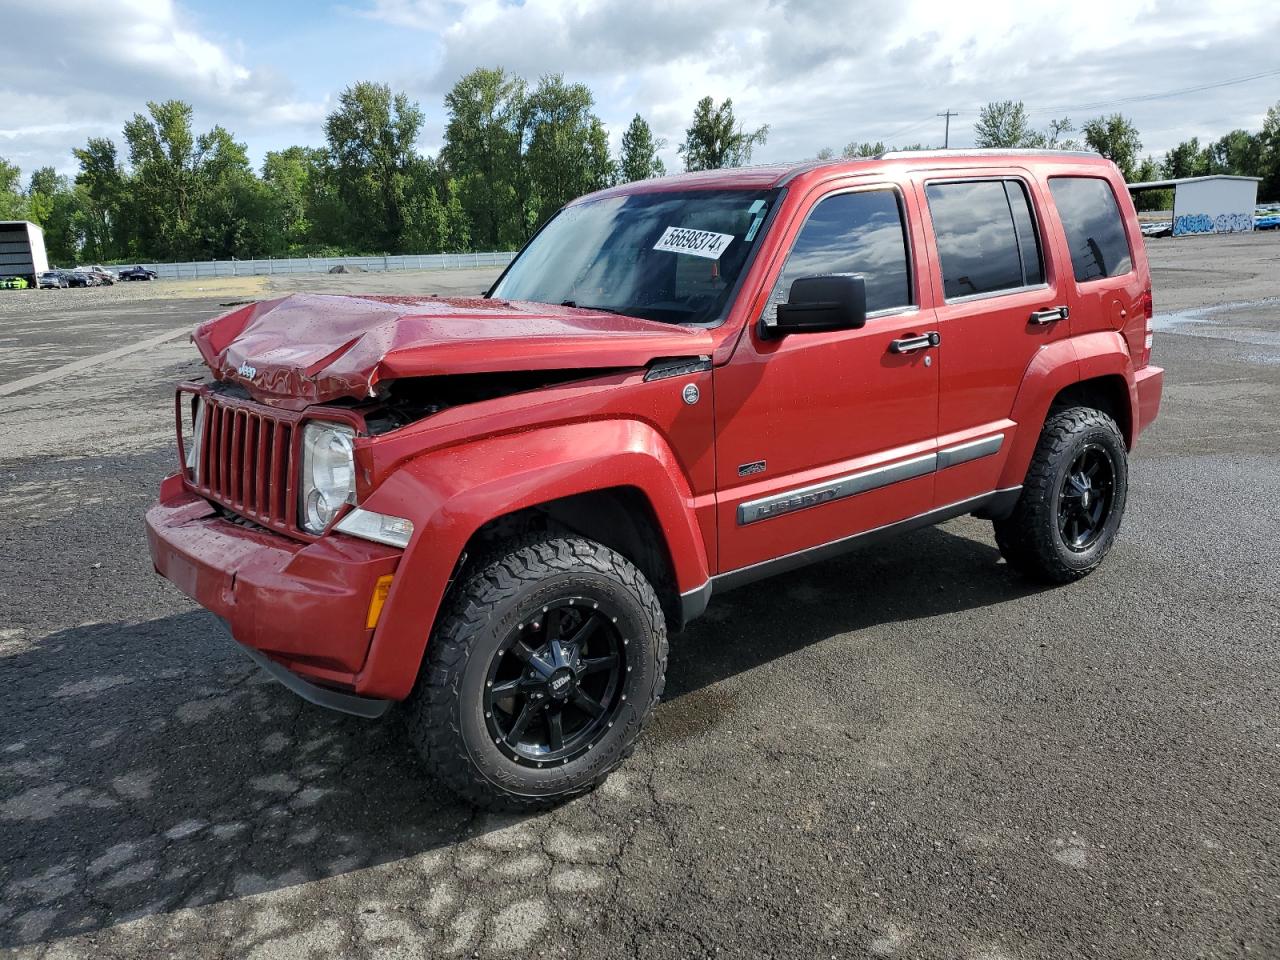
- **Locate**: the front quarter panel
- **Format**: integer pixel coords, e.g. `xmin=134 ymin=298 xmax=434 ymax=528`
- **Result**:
xmin=351 ymin=418 xmax=711 ymax=701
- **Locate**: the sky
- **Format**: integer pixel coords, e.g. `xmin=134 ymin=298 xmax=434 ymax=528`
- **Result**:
xmin=2 ymin=0 xmax=1279 ymax=180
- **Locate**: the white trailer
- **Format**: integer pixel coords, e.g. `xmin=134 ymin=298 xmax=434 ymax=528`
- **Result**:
xmin=0 ymin=220 xmax=50 ymax=281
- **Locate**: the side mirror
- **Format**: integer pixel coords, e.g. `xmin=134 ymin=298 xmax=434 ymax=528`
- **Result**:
xmin=768 ymin=274 xmax=867 ymax=338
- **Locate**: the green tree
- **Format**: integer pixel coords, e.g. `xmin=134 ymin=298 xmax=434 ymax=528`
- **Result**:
xmin=973 ymin=101 xmax=1035 ymax=148
xmin=1042 ymin=117 xmax=1080 ymax=149
xmin=26 ymin=167 xmax=82 ymax=263
xmin=324 ymin=81 xmax=425 ymax=251
xmin=523 ymin=74 xmax=615 ymax=228
xmin=842 ymin=141 xmax=885 ymax=158
xmin=619 ymin=114 xmax=666 ymax=182
xmin=1260 ymin=102 xmax=1280 ymax=202
xmin=190 ymin=125 xmax=263 ymax=258
xmin=1206 ymin=129 xmax=1263 ymax=176
xmin=1130 ymin=156 xmax=1171 ymax=212
xmin=1081 ymin=114 xmax=1143 ymax=179
xmin=72 ymin=137 xmax=129 ymax=261
xmin=441 ymin=67 xmax=528 ymax=249
xmin=0 ymin=156 xmax=26 ymax=220
xmin=261 ymin=146 xmax=325 ymax=253
xmin=1162 ymin=138 xmax=1210 ymax=179
xmin=123 ymin=100 xmax=202 ymax=258
xmin=678 ymin=97 xmax=768 ymax=172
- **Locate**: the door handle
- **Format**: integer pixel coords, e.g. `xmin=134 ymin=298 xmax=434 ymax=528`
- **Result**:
xmin=1029 ymin=306 xmax=1069 ymax=325
xmin=889 ymin=331 xmax=940 ymax=354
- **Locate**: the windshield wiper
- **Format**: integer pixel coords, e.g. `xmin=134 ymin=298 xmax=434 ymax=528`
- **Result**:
xmin=560 ymin=300 xmax=630 ymax=317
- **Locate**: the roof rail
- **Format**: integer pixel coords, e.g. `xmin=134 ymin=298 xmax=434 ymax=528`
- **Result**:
xmin=876 ymin=148 xmax=1099 ymax=160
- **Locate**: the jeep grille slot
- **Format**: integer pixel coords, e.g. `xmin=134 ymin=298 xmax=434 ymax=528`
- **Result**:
xmin=193 ymin=396 xmax=297 ymax=536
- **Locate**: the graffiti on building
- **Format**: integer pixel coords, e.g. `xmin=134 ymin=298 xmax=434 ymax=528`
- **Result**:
xmin=1173 ymin=212 xmax=1254 ymax=236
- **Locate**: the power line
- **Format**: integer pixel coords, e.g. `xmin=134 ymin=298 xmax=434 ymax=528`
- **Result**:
xmin=1024 ymin=66 xmax=1280 ymax=117
xmin=872 ymin=113 xmax=942 ymax=146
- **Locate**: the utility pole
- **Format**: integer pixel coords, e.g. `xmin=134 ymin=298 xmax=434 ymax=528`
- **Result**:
xmin=937 ymin=110 xmax=957 ymax=148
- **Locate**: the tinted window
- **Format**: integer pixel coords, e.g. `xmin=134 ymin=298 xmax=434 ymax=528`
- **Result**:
xmin=766 ymin=190 xmax=911 ymax=320
xmin=927 ymin=180 xmax=1044 ymax=299
xmin=1049 ymin=177 xmax=1133 ymax=282
xmin=1005 ymin=181 xmax=1044 ymax=286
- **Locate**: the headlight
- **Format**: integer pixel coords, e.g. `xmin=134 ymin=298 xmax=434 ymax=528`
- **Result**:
xmin=181 ymin=395 xmax=205 ymax=481
xmin=299 ymin=422 xmax=356 ymax=533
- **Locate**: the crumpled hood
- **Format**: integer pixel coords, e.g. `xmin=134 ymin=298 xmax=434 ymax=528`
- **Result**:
xmin=192 ymin=293 xmax=714 ymax=408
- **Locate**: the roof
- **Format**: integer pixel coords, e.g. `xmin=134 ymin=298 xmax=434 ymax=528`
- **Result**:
xmin=582 ymin=149 xmax=1112 ymax=203
xmin=1128 ymin=175 xmax=1263 ymax=190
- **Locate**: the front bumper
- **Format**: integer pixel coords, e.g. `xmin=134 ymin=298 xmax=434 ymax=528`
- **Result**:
xmin=145 ymin=474 xmax=402 ymax=709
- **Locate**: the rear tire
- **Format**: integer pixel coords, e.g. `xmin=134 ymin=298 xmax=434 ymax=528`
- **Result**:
xmin=994 ymin=406 xmax=1128 ymax=584
xmin=405 ymin=536 xmax=667 ymax=810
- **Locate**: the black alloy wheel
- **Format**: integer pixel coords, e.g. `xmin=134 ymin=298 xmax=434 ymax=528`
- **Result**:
xmin=992 ymin=406 xmax=1129 ymax=584
xmin=1057 ymin=443 xmax=1116 ymax=551
xmin=484 ymin=597 xmax=626 ymax=767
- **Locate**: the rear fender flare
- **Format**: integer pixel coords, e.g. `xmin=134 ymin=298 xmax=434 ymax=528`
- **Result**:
xmin=351 ymin=419 xmax=708 ymax=700
xmin=998 ymin=332 xmax=1136 ymax=490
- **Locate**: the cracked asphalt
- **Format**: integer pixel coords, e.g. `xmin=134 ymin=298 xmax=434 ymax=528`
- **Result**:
xmin=2 ymin=237 xmax=1278 ymax=959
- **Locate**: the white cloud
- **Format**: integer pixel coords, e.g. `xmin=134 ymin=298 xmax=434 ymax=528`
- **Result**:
xmin=3 ymin=0 xmax=1277 ymax=179
xmin=371 ymin=0 xmax=1280 ymax=169
xmin=0 ymin=0 xmax=325 ymax=174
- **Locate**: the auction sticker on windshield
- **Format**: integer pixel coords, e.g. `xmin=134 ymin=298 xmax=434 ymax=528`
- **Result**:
xmin=653 ymin=226 xmax=735 ymax=260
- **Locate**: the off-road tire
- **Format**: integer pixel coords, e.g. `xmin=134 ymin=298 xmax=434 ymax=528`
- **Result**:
xmin=994 ymin=406 xmax=1129 ymax=584
xmin=405 ymin=536 xmax=667 ymax=810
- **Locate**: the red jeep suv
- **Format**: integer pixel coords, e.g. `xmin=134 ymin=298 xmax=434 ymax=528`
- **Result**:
xmin=146 ymin=150 xmax=1163 ymax=808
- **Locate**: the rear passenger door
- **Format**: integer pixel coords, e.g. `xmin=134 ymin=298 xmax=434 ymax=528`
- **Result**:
xmin=913 ymin=172 xmax=1070 ymax=507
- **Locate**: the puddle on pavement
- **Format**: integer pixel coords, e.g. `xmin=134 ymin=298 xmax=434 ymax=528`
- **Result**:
xmin=1152 ymin=297 xmax=1280 ymax=354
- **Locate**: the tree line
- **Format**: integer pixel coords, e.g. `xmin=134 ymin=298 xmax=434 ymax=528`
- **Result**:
xmin=970 ymin=99 xmax=1280 ymax=209
xmin=3 ymin=72 xmax=1277 ymax=265
xmin=0 ymin=69 xmax=768 ymax=265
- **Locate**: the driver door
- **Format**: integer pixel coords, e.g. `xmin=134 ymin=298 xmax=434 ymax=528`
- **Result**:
xmin=713 ymin=182 xmax=941 ymax=575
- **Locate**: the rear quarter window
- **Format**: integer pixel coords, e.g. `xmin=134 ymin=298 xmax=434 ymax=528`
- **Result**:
xmin=1048 ymin=177 xmax=1134 ymax=282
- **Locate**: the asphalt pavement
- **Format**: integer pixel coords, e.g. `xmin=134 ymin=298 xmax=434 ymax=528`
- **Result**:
xmin=1 ymin=236 xmax=1278 ymax=959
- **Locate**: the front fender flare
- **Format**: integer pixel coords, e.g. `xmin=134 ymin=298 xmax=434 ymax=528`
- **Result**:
xmin=351 ymin=419 xmax=709 ymax=700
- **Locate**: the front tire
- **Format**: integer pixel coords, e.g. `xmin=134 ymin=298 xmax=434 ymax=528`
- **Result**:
xmin=406 ymin=537 xmax=667 ymax=809
xmin=994 ymin=406 xmax=1129 ymax=584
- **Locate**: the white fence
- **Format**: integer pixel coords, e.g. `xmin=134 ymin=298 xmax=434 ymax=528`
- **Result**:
xmin=137 ymin=250 xmax=517 ymax=281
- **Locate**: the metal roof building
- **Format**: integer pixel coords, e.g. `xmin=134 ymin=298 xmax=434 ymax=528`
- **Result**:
xmin=1127 ymin=175 xmax=1261 ymax=237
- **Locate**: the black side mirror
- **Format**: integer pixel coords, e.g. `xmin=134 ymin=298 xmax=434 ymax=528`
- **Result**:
xmin=768 ymin=274 xmax=867 ymax=338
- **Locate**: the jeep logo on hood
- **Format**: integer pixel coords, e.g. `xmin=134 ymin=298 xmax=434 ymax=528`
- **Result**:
xmin=236 ymin=361 xmax=257 ymax=381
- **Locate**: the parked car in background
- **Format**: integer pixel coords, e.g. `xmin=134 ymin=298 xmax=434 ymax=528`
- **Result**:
xmin=62 ymin=269 xmax=92 ymax=288
xmin=0 ymin=276 xmax=29 ymax=289
xmin=118 ymin=265 xmax=158 ymax=281
xmin=78 ymin=265 xmax=116 ymax=285
xmin=36 ymin=271 xmax=68 ymax=289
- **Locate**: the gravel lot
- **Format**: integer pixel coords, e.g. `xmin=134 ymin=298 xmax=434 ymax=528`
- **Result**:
xmin=1 ymin=235 xmax=1278 ymax=959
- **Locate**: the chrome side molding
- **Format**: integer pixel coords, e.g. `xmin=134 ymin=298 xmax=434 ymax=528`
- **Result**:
xmin=737 ymin=452 xmax=936 ymax=525
xmin=737 ymin=433 xmax=1006 ymax=526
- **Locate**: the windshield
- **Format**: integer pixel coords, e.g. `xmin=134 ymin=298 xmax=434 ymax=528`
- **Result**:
xmin=491 ymin=188 xmax=778 ymax=325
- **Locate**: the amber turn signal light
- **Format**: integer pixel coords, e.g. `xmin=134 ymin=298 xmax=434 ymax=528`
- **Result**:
xmin=366 ymin=574 xmax=394 ymax=630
